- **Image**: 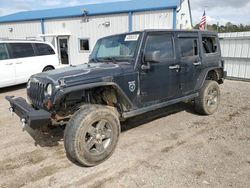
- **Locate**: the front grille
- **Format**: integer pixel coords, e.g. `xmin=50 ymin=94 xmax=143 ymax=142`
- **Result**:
xmin=28 ymin=82 xmax=46 ymax=108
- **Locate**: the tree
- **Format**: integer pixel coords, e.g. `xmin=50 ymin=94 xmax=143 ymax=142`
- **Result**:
xmin=193 ymin=22 xmax=250 ymax=33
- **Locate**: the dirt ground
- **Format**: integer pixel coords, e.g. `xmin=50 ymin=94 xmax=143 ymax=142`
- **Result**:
xmin=0 ymin=80 xmax=249 ymax=188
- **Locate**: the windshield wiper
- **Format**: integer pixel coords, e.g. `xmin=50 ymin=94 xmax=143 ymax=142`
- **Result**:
xmin=90 ymin=57 xmax=100 ymax=63
xmin=98 ymin=57 xmax=117 ymax=64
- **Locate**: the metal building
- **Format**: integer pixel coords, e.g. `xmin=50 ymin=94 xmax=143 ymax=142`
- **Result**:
xmin=219 ymin=32 xmax=250 ymax=80
xmin=0 ymin=0 xmax=192 ymax=65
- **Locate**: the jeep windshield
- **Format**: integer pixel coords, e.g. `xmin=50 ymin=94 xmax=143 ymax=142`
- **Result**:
xmin=89 ymin=33 xmax=141 ymax=63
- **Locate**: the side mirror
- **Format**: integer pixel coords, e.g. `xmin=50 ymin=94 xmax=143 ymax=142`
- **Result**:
xmin=144 ymin=51 xmax=160 ymax=63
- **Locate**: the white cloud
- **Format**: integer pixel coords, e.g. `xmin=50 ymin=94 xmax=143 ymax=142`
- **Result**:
xmin=191 ymin=0 xmax=250 ymax=25
xmin=43 ymin=0 xmax=62 ymax=6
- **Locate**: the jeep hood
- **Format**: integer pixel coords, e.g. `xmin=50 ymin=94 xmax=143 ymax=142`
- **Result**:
xmin=33 ymin=63 xmax=125 ymax=86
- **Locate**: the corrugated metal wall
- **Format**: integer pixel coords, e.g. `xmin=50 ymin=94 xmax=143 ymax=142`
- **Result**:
xmin=45 ymin=13 xmax=129 ymax=65
xmin=0 ymin=9 xmax=176 ymax=65
xmin=219 ymin=32 xmax=250 ymax=80
xmin=0 ymin=21 xmax=41 ymax=39
xmin=132 ymin=9 xmax=173 ymax=30
xmin=45 ymin=9 xmax=172 ymax=65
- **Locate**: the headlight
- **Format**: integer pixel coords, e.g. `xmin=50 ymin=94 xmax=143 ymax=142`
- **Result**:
xmin=27 ymin=80 xmax=31 ymax=89
xmin=46 ymin=84 xmax=53 ymax=96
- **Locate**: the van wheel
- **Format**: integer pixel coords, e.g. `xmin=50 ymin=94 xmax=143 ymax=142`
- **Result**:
xmin=195 ymin=80 xmax=220 ymax=115
xmin=43 ymin=66 xmax=54 ymax=72
xmin=64 ymin=105 xmax=120 ymax=167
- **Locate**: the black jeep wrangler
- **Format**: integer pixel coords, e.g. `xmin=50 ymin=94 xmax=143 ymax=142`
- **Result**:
xmin=6 ymin=30 xmax=226 ymax=166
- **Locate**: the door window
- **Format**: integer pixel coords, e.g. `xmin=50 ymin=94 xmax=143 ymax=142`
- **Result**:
xmin=35 ymin=43 xmax=55 ymax=56
xmin=58 ymin=38 xmax=69 ymax=64
xmin=180 ymin=38 xmax=198 ymax=57
xmin=202 ymin=36 xmax=218 ymax=54
xmin=0 ymin=44 xmax=9 ymax=60
xmin=145 ymin=34 xmax=174 ymax=61
xmin=9 ymin=43 xmax=35 ymax=58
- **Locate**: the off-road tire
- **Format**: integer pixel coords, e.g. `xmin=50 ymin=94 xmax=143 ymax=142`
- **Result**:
xmin=195 ymin=80 xmax=221 ymax=115
xmin=64 ymin=105 xmax=120 ymax=167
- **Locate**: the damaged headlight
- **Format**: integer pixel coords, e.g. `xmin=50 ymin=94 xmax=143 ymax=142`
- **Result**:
xmin=45 ymin=84 xmax=53 ymax=96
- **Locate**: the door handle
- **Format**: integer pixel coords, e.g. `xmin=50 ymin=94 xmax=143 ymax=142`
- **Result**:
xmin=169 ymin=65 xmax=180 ymax=70
xmin=193 ymin=62 xmax=201 ymax=66
xmin=5 ymin=63 xmax=13 ymax=66
xmin=16 ymin=62 xmax=23 ymax=64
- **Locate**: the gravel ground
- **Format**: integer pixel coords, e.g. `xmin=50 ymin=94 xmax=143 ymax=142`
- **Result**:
xmin=0 ymin=80 xmax=249 ymax=188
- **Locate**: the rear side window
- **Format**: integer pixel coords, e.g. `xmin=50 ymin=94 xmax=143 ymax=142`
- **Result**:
xmin=202 ymin=36 xmax=218 ymax=54
xmin=35 ymin=43 xmax=55 ymax=56
xmin=9 ymin=43 xmax=35 ymax=58
xmin=0 ymin=44 xmax=9 ymax=60
xmin=145 ymin=34 xmax=174 ymax=61
xmin=180 ymin=38 xmax=198 ymax=57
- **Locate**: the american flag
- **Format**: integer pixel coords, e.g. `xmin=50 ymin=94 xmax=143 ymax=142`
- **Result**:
xmin=199 ymin=11 xmax=206 ymax=30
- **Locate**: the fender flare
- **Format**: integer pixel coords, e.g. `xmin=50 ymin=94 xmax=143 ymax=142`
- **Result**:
xmin=53 ymin=82 xmax=134 ymax=110
xmin=195 ymin=67 xmax=224 ymax=91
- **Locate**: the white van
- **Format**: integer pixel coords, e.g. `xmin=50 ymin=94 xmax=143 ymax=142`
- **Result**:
xmin=0 ymin=40 xmax=62 ymax=88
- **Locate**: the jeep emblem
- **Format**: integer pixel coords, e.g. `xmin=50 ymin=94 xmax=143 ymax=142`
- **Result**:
xmin=128 ymin=81 xmax=136 ymax=92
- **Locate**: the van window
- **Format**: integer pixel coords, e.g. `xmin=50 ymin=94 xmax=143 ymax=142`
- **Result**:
xmin=202 ymin=37 xmax=218 ymax=54
xmin=9 ymin=43 xmax=35 ymax=58
xmin=180 ymin=38 xmax=198 ymax=57
xmin=145 ymin=34 xmax=174 ymax=61
xmin=35 ymin=43 xmax=55 ymax=56
xmin=0 ymin=44 xmax=9 ymax=60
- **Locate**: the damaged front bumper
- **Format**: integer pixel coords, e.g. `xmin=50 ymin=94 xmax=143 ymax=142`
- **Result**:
xmin=5 ymin=96 xmax=51 ymax=129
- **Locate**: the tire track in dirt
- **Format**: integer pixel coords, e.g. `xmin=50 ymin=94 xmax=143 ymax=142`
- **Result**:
xmin=68 ymin=104 xmax=250 ymax=187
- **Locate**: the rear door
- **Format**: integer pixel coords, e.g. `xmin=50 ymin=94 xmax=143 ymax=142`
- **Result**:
xmin=34 ymin=42 xmax=58 ymax=67
xmin=0 ymin=43 xmax=15 ymax=87
xmin=178 ymin=33 xmax=202 ymax=95
xmin=201 ymin=34 xmax=221 ymax=67
xmin=8 ymin=43 xmax=37 ymax=83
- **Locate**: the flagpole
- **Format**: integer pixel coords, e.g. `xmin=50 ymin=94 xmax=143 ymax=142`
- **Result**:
xmin=205 ymin=6 xmax=207 ymax=30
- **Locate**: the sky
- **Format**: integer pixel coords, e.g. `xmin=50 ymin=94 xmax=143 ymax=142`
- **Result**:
xmin=0 ymin=0 xmax=249 ymax=25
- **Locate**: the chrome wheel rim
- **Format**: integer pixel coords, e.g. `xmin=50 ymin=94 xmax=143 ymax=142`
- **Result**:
xmin=85 ymin=120 xmax=113 ymax=155
xmin=207 ymin=88 xmax=218 ymax=107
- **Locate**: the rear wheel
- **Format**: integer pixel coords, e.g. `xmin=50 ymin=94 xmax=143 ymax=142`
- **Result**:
xmin=43 ymin=66 xmax=54 ymax=72
xmin=195 ymin=80 xmax=221 ymax=115
xmin=64 ymin=105 xmax=120 ymax=166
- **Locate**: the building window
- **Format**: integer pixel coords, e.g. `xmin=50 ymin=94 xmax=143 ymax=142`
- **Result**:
xmin=79 ymin=39 xmax=90 ymax=52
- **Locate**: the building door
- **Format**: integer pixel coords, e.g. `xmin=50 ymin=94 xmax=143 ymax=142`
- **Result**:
xmin=58 ymin=37 xmax=69 ymax=64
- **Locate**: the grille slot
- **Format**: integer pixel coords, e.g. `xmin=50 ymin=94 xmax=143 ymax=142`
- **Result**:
xmin=28 ymin=82 xmax=46 ymax=108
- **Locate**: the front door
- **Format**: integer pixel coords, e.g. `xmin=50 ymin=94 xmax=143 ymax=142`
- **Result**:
xmin=0 ymin=43 xmax=15 ymax=87
xmin=58 ymin=37 xmax=69 ymax=64
xmin=139 ymin=32 xmax=181 ymax=105
xmin=178 ymin=34 xmax=202 ymax=95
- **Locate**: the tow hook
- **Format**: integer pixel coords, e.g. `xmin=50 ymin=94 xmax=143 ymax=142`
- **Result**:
xmin=21 ymin=118 xmax=26 ymax=130
xmin=9 ymin=107 xmax=14 ymax=116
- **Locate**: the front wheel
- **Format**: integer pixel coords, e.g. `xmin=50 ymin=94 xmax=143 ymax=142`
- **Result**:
xmin=195 ymin=80 xmax=221 ymax=115
xmin=64 ymin=105 xmax=120 ymax=167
